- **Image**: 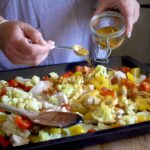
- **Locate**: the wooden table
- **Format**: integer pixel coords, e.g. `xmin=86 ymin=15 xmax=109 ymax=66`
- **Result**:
xmin=77 ymin=134 xmax=150 ymax=150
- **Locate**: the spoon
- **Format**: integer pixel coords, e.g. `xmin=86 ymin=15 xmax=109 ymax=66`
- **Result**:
xmin=55 ymin=44 xmax=89 ymax=56
xmin=0 ymin=103 xmax=83 ymax=128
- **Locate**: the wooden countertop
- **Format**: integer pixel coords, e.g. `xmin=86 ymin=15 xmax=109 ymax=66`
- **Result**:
xmin=77 ymin=134 xmax=150 ymax=150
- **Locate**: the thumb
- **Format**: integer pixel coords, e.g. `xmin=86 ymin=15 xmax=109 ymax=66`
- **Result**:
xmin=23 ymin=24 xmax=47 ymax=45
xmin=47 ymin=40 xmax=55 ymax=49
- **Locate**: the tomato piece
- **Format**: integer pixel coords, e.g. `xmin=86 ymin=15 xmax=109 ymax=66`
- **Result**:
xmin=111 ymin=77 xmax=118 ymax=84
xmin=62 ymin=71 xmax=73 ymax=78
xmin=75 ymin=66 xmax=83 ymax=72
xmin=16 ymin=82 xmax=25 ymax=89
xmin=75 ymin=66 xmax=91 ymax=73
xmin=144 ymin=77 xmax=150 ymax=84
xmin=0 ymin=88 xmax=6 ymax=97
xmin=0 ymin=136 xmax=10 ymax=148
xmin=139 ymin=82 xmax=150 ymax=92
xmin=24 ymin=86 xmax=32 ymax=92
xmin=120 ymin=67 xmax=130 ymax=73
xmin=42 ymin=76 xmax=50 ymax=81
xmin=101 ymin=87 xmax=115 ymax=98
xmin=8 ymin=79 xmax=18 ymax=87
xmin=16 ymin=83 xmax=32 ymax=92
xmin=82 ymin=66 xmax=91 ymax=73
xmin=15 ymin=115 xmax=33 ymax=129
xmin=87 ymin=129 xmax=96 ymax=133
xmin=121 ymin=78 xmax=135 ymax=89
xmin=61 ymin=104 xmax=72 ymax=111
xmin=0 ymin=109 xmax=5 ymax=112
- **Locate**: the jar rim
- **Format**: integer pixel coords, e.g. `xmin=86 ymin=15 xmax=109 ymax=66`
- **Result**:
xmin=89 ymin=11 xmax=126 ymax=39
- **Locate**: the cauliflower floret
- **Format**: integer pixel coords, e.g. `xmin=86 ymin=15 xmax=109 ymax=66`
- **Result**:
xmin=57 ymin=84 xmax=74 ymax=98
xmin=31 ymin=76 xmax=40 ymax=85
xmin=125 ymin=101 xmax=138 ymax=115
xmin=114 ymin=71 xmax=126 ymax=79
xmin=92 ymin=103 xmax=116 ymax=124
xmin=103 ymin=97 xmax=118 ymax=107
xmin=7 ymin=87 xmax=30 ymax=98
xmin=98 ymin=122 xmax=111 ymax=130
xmin=122 ymin=115 xmax=137 ymax=125
xmin=24 ymin=97 xmax=42 ymax=111
xmin=88 ymin=65 xmax=108 ymax=77
xmin=49 ymin=72 xmax=59 ymax=79
xmin=61 ymin=75 xmax=84 ymax=85
xmin=118 ymin=95 xmax=129 ymax=108
xmin=0 ymin=80 xmax=8 ymax=89
xmin=30 ymin=130 xmax=61 ymax=143
xmin=1 ymin=87 xmax=42 ymax=111
xmin=57 ymin=83 xmax=83 ymax=100
xmin=48 ymin=92 xmax=68 ymax=106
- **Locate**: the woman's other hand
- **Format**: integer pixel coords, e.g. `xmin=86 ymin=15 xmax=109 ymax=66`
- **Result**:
xmin=95 ymin=0 xmax=140 ymax=38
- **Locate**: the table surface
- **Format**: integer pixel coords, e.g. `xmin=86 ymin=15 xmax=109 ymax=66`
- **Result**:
xmin=76 ymin=134 xmax=150 ymax=150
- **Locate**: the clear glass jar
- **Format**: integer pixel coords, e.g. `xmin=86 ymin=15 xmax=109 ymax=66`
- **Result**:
xmin=89 ymin=11 xmax=125 ymax=63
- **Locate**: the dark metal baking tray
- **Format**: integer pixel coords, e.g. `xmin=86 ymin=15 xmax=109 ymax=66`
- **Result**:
xmin=0 ymin=56 xmax=150 ymax=150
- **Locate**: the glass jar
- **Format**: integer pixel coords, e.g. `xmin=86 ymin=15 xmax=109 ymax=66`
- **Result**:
xmin=89 ymin=11 xmax=125 ymax=63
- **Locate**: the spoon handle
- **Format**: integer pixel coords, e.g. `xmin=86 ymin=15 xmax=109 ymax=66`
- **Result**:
xmin=55 ymin=45 xmax=73 ymax=50
xmin=0 ymin=103 xmax=37 ymax=118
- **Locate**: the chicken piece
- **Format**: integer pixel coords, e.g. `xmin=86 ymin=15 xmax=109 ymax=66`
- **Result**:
xmin=10 ymin=134 xmax=29 ymax=147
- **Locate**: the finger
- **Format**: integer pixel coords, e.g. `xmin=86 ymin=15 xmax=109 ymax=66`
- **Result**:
xmin=94 ymin=3 xmax=107 ymax=15
xmin=33 ymin=53 xmax=49 ymax=66
xmin=133 ymin=2 xmax=140 ymax=24
xmin=7 ymin=47 xmax=48 ymax=66
xmin=118 ymin=4 xmax=134 ymax=38
xmin=94 ymin=0 xmax=116 ymax=15
xmin=125 ymin=15 xmax=133 ymax=38
xmin=47 ymin=40 xmax=55 ymax=49
xmin=23 ymin=24 xmax=47 ymax=45
xmin=5 ymin=48 xmax=34 ymax=65
xmin=16 ymin=38 xmax=51 ymax=56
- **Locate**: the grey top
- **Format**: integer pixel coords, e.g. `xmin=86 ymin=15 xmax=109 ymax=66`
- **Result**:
xmin=0 ymin=0 xmax=106 ymax=71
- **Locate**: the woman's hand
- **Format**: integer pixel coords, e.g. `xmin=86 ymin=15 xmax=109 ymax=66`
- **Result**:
xmin=95 ymin=0 xmax=140 ymax=38
xmin=0 ymin=21 xmax=54 ymax=66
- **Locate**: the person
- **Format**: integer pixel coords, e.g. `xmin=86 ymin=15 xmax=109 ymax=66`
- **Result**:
xmin=0 ymin=0 xmax=140 ymax=71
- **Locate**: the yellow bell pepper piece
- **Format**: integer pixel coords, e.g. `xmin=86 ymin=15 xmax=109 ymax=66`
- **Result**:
xmin=62 ymin=125 xmax=86 ymax=136
xmin=48 ymin=127 xmax=62 ymax=134
xmin=68 ymin=124 xmax=86 ymax=136
xmin=135 ymin=97 xmax=150 ymax=111
xmin=126 ymin=72 xmax=135 ymax=82
xmin=136 ymin=115 xmax=150 ymax=123
xmin=130 ymin=68 xmax=140 ymax=78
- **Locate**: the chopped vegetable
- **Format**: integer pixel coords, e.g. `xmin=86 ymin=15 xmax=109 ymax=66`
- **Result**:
xmin=0 ymin=135 xmax=10 ymax=148
xmin=0 ymin=64 xmax=149 ymax=147
xmin=15 ymin=115 xmax=33 ymax=129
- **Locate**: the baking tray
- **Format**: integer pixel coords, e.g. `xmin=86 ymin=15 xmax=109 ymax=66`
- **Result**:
xmin=0 ymin=56 xmax=150 ymax=150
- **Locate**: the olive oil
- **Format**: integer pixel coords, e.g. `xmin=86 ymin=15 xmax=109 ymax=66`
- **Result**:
xmin=95 ymin=26 xmax=125 ymax=50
